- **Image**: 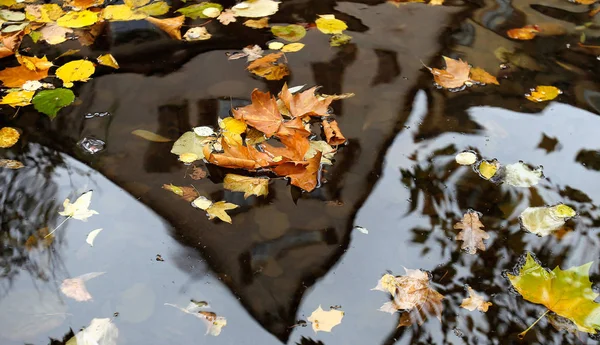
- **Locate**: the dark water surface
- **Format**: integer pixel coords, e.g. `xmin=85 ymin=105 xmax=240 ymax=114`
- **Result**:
xmin=3 ymin=0 xmax=600 ymax=344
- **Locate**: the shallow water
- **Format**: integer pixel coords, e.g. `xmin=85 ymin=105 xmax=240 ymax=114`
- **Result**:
xmin=2 ymin=0 xmax=600 ymax=344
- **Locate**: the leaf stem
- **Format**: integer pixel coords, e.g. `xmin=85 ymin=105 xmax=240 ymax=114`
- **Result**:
xmin=45 ymin=216 xmax=71 ymax=238
xmin=518 ymin=309 xmax=550 ymax=339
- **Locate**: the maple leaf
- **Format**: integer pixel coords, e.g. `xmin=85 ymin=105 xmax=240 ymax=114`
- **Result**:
xmin=59 ymin=191 xmax=98 ymax=221
xmin=232 ymin=89 xmax=283 ymax=137
xmin=460 ymin=286 xmax=492 ymax=312
xmin=526 ymin=85 xmax=561 ymax=102
xmin=217 ymin=9 xmax=236 ymax=25
xmin=162 ymin=184 xmax=199 ymax=202
xmin=0 ymin=65 xmax=49 ymax=87
xmin=470 ymin=67 xmax=499 ymax=85
xmin=322 ymin=120 xmax=346 ymax=145
xmin=204 ymin=139 xmax=275 ymax=170
xmin=307 ymin=305 xmax=344 ymax=332
xmin=246 ymin=52 xmax=290 ymax=80
xmin=60 ymin=272 xmax=105 ymax=302
xmin=453 ymin=210 xmax=490 ymax=254
xmin=279 ymin=83 xmax=333 ymax=118
xmin=224 ymin=174 xmax=269 ymax=198
xmin=273 ymin=151 xmax=321 ymax=192
xmin=373 ymin=268 xmax=444 ymax=327
xmin=206 ymin=201 xmax=239 ymax=223
xmin=508 ymin=253 xmax=600 ymax=334
xmin=428 ymin=56 xmax=471 ymax=89
xmin=260 ymin=132 xmax=311 ymax=162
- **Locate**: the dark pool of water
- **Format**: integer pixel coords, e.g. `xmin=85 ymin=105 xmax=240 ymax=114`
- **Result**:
xmin=3 ymin=0 xmax=600 ymax=344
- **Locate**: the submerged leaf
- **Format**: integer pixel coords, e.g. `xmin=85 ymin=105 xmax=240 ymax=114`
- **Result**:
xmin=183 ymin=27 xmax=211 ymax=41
xmin=223 ymin=174 xmax=269 ymax=198
xmin=460 ymin=286 xmax=492 ymax=312
xmin=455 ymin=151 xmax=477 ymax=165
xmin=322 ymin=120 xmax=346 ymax=145
xmin=519 ymin=204 xmax=576 ymax=236
xmin=206 ymin=201 xmax=239 ymax=223
xmin=165 ymin=302 xmax=227 ymax=336
xmin=162 ymin=184 xmax=199 ymax=202
xmin=131 ymin=129 xmax=172 ymax=142
xmin=32 ymin=88 xmax=75 ymax=119
xmin=454 ymin=210 xmax=490 ymax=254
xmin=271 ymin=24 xmax=306 ymax=42
xmin=307 ymin=305 xmax=344 ymax=332
xmin=60 ymin=272 xmax=105 ymax=302
xmin=177 ymin=3 xmax=223 ymax=19
xmin=171 ymin=131 xmax=214 ymax=160
xmin=0 ymin=159 xmax=24 ymax=169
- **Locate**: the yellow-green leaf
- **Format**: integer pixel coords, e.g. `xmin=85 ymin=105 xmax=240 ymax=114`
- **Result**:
xmin=315 ymin=14 xmax=347 ymax=34
xmin=206 ymin=201 xmax=238 ymax=223
xmin=281 ymin=43 xmax=304 ymax=52
xmin=102 ymin=5 xmax=147 ymax=21
xmin=56 ymin=10 xmax=99 ymax=28
xmin=136 ymin=1 xmax=170 ymax=16
xmin=0 ymin=90 xmax=34 ymax=107
xmin=271 ymin=24 xmax=306 ymax=42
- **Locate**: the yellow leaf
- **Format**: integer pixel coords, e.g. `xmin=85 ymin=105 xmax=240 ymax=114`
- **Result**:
xmin=65 ymin=0 xmax=105 ymax=10
xmin=0 ymin=127 xmax=21 ymax=147
xmin=96 ymin=54 xmax=119 ymax=69
xmin=460 ymin=286 xmax=492 ymax=312
xmin=0 ymin=159 xmax=24 ymax=169
xmin=179 ymin=152 xmax=199 ymax=163
xmin=469 ymin=67 xmax=499 ymax=85
xmin=145 ymin=15 xmax=184 ymax=40
xmin=429 ymin=0 xmax=444 ymax=5
xmin=244 ymin=17 xmax=269 ymax=29
xmin=101 ymin=5 xmax=147 ymax=21
xmin=220 ymin=117 xmax=247 ymax=146
xmin=59 ymin=191 xmax=98 ymax=221
xmin=307 ymin=306 xmax=344 ymax=332
xmin=131 ymin=129 xmax=171 ymax=142
xmin=526 ymin=85 xmax=561 ymax=102
xmin=0 ymin=91 xmax=34 ymax=108
xmin=268 ymin=41 xmax=284 ymax=50
xmin=56 ymin=10 xmax=99 ymax=28
xmin=206 ymin=201 xmax=238 ymax=223
xmin=124 ymin=0 xmax=151 ymax=8
xmin=554 ymin=204 xmax=576 ymax=218
xmin=56 ymin=59 xmax=95 ymax=87
xmin=223 ymin=174 xmax=269 ymax=198
xmin=136 ymin=1 xmax=170 ymax=16
xmin=476 ymin=159 xmax=499 ymax=180
xmin=25 ymin=4 xmax=64 ymax=23
xmin=17 ymin=54 xmax=53 ymax=71
xmin=281 ymin=42 xmax=304 ymax=52
xmin=315 ymin=15 xmax=347 ymax=34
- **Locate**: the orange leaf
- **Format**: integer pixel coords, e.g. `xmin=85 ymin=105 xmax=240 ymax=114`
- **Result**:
xmin=246 ymin=52 xmax=289 ymax=80
xmin=273 ymin=151 xmax=321 ymax=192
xmin=232 ymin=89 xmax=283 ymax=137
xmin=469 ymin=67 xmax=499 ymax=85
xmin=145 ymin=15 xmax=184 ymax=40
xmin=429 ymin=56 xmax=470 ymax=89
xmin=0 ymin=65 xmax=48 ymax=87
xmin=0 ymin=31 xmax=24 ymax=58
xmin=260 ymin=133 xmax=310 ymax=161
xmin=276 ymin=117 xmax=311 ymax=137
xmin=507 ymin=25 xmax=539 ymax=40
xmin=66 ymin=0 xmax=104 ymax=10
xmin=204 ymin=140 xmax=275 ymax=170
xmin=279 ymin=83 xmax=332 ymax=118
xmin=322 ymin=120 xmax=346 ymax=145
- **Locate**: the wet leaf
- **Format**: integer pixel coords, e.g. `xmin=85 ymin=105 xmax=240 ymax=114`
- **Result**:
xmin=206 ymin=201 xmax=239 ymax=223
xmin=25 ymin=227 xmax=54 ymax=251
xmin=232 ymin=0 xmax=279 ymax=18
xmin=454 ymin=210 xmax=490 ymax=254
xmin=25 ymin=4 xmax=64 ymax=22
xmin=307 ymin=305 xmax=344 ymax=332
xmin=508 ymin=253 xmax=600 ymax=333
xmin=59 ymin=191 xmax=99 ymax=221
xmin=177 ymin=3 xmax=223 ymax=19
xmin=315 ymin=14 xmax=347 ymax=34
xmin=32 ymin=88 xmax=75 ymax=119
xmin=519 ymin=204 xmax=576 ymax=236
xmin=220 ymin=117 xmax=247 ymax=146
xmin=171 ymin=131 xmax=214 ymax=160
xmin=60 ymin=272 xmax=105 ymax=302
xmin=322 ymin=120 xmax=346 ymax=145
xmin=503 ymin=162 xmax=543 ymax=187
xmin=56 ymin=10 xmax=99 ymax=28
xmin=244 ymin=17 xmax=269 ymax=28
xmin=0 ymin=158 xmax=24 ymax=169
xmin=526 ymin=85 xmax=561 ymax=102
xmin=86 ymin=228 xmax=103 ymax=246
xmin=429 ymin=56 xmax=470 ymax=89
xmin=476 ymin=159 xmax=499 ymax=180
xmin=306 ymin=140 xmax=336 ymax=165
xmin=165 ymin=302 xmax=227 ymax=336
xmin=246 ymin=52 xmax=289 ymax=80
xmin=66 ymin=0 xmax=105 ymax=10
xmin=66 ymin=318 xmax=118 ymax=345
xmin=224 ymin=174 xmax=269 ymax=198
xmin=131 ymin=129 xmax=172 ymax=142
xmin=39 ymin=24 xmax=72 ymax=45
xmin=271 ymin=24 xmax=306 ymax=42
xmin=232 ymin=89 xmax=282 ymax=137
xmin=281 ymin=42 xmax=305 ymax=52
xmin=183 ymin=26 xmax=211 ymax=41
xmin=460 ymin=286 xmax=492 ymax=312
xmin=470 ymin=67 xmax=499 ymax=85
xmin=279 ymin=83 xmax=332 ymax=118
xmin=136 ymin=1 xmax=170 ymax=16
xmin=273 ymin=151 xmax=321 ymax=192
xmin=0 ymin=90 xmax=34 ymax=107
xmin=101 ymin=4 xmax=147 ymax=21
xmin=0 ymin=127 xmax=20 ymax=148
xmin=455 ymin=151 xmax=477 ymax=165
xmin=217 ymin=9 xmax=236 ymax=24
xmin=162 ymin=184 xmax=199 ymax=202
xmin=56 ymin=59 xmax=95 ymax=88
xmin=372 ymin=268 xmax=444 ymax=327
xmin=507 ymin=25 xmax=539 ymax=40
xmin=0 ymin=9 xmax=25 ymax=21
xmin=146 ymin=15 xmax=184 ymax=39
xmin=0 ymin=65 xmax=49 ymax=87
xmin=329 ymin=33 xmax=352 ymax=46
xmin=16 ymin=54 xmax=53 ymax=72
xmin=189 ymin=166 xmax=207 ymax=180
xmin=268 ymin=41 xmax=284 ymax=50
xmin=97 ymin=53 xmax=119 ymax=69
xmin=548 ymin=314 xmax=579 ymax=334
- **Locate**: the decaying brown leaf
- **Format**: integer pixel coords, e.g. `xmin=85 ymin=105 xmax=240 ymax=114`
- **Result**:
xmin=223 ymin=174 xmax=269 ymax=198
xmin=429 ymin=56 xmax=470 ymax=89
xmin=454 ymin=210 xmax=490 ymax=254
xmin=162 ymin=184 xmax=200 ymax=202
xmin=460 ymin=286 xmax=492 ymax=312
xmin=189 ymin=166 xmax=207 ymax=180
xmin=246 ymin=52 xmax=289 ymax=80
xmin=322 ymin=120 xmax=346 ymax=145
xmin=60 ymin=271 xmax=105 ymax=302
xmin=244 ymin=17 xmax=269 ymax=29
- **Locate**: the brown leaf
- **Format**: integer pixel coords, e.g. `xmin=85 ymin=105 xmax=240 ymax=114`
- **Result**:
xmin=322 ymin=120 xmax=346 ymax=145
xmin=223 ymin=174 xmax=269 ymax=198
xmin=453 ymin=210 xmax=490 ymax=254
xmin=162 ymin=184 xmax=199 ymax=202
xmin=0 ymin=31 xmax=24 ymax=58
xmin=0 ymin=159 xmax=24 ymax=169
xmin=246 ymin=52 xmax=289 ymax=80
xmin=469 ymin=67 xmax=499 ymax=85
xmin=398 ymin=289 xmax=444 ymax=326
xmin=232 ymin=89 xmax=283 ymax=137
xmin=260 ymin=133 xmax=310 ymax=161
xmin=507 ymin=25 xmax=539 ymax=40
xmin=276 ymin=117 xmax=311 ymax=137
xmin=460 ymin=286 xmax=492 ymax=312
xmin=244 ymin=17 xmax=269 ymax=29
xmin=429 ymin=56 xmax=470 ymax=89
xmin=204 ymin=139 xmax=275 ymax=170
xmin=273 ymin=151 xmax=321 ymax=192
xmin=145 ymin=15 xmax=184 ymax=40
xmin=279 ymin=83 xmax=333 ymax=118
xmin=189 ymin=166 xmax=207 ymax=180
xmin=0 ymin=65 xmax=48 ymax=87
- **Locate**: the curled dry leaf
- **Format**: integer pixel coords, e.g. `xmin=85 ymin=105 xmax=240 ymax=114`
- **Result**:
xmin=60 ymin=271 xmax=105 ymax=302
xmin=246 ymin=52 xmax=289 ymax=80
xmin=223 ymin=173 xmax=269 ymax=198
xmin=97 ymin=53 xmax=119 ymax=69
xmin=0 ymin=127 xmax=20 ymax=148
xmin=429 ymin=56 xmax=470 ymax=89
xmin=507 ymin=25 xmax=539 ymax=40
xmin=131 ymin=129 xmax=172 ymax=142
xmin=460 ymin=286 xmax=492 ymax=312
xmin=454 ymin=210 xmax=490 ymax=254
xmin=322 ymin=120 xmax=346 ymax=145
xmin=307 ymin=305 xmax=344 ymax=332
xmin=162 ymin=184 xmax=199 ymax=202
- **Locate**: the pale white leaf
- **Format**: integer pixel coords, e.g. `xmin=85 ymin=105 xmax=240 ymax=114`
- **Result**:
xmin=307 ymin=305 xmax=344 ymax=333
xmin=60 ymin=272 xmax=105 ymax=302
xmin=86 ymin=228 xmax=103 ymax=246
xmin=503 ymin=162 xmax=543 ymax=187
xmin=66 ymin=318 xmax=118 ymax=345
xmin=58 ymin=191 xmax=99 ymax=221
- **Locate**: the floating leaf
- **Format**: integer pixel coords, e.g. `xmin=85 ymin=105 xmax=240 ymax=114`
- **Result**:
xmin=66 ymin=0 xmax=105 ymax=10
xmin=455 ymin=151 xmax=477 ymax=165
xmin=136 ymin=1 xmax=170 ymax=16
xmin=171 ymin=131 xmax=215 ymax=160
xmin=454 ymin=210 xmax=490 ymax=254
xmin=56 ymin=59 xmax=95 ymax=87
xmin=0 ymin=159 xmax=24 ymax=169
xmin=17 ymin=54 xmax=53 ymax=72
xmin=101 ymin=4 xmax=147 ymax=21
xmin=232 ymin=89 xmax=282 ymax=137
xmin=56 ymin=10 xmax=99 ymax=28
xmin=470 ymin=67 xmax=499 ymax=85
xmin=268 ymin=41 xmax=284 ymax=50
xmin=25 ymin=4 xmax=64 ymax=22
xmin=526 ymin=85 xmax=561 ymax=102
xmin=223 ymin=174 xmax=269 ymax=198
xmin=279 ymin=83 xmax=332 ymax=118
xmin=32 ymin=88 xmax=75 ymax=119
xmin=66 ymin=318 xmax=118 ymax=345
xmin=507 ymin=25 xmax=539 ymax=40
xmin=503 ymin=162 xmax=543 ymax=187
xmin=460 ymin=286 xmax=492 ymax=312
xmin=145 ymin=15 xmax=184 ymax=40
xmin=246 ymin=52 xmax=289 ymax=80
xmin=183 ymin=27 xmax=211 ymax=41
xmin=39 ymin=24 xmax=72 ymax=45
xmin=330 ymin=33 xmax=352 ymax=46
xmin=165 ymin=302 xmax=227 ymax=336
xmin=508 ymin=253 xmax=600 ymax=334
xmin=217 ymin=9 xmax=236 ymax=24
xmin=0 ymin=9 xmax=26 ymax=21
xmin=476 ymin=159 xmax=499 ymax=180
xmin=281 ymin=42 xmax=305 ymax=52
xmin=519 ymin=204 xmax=576 ymax=236
xmin=86 ymin=228 xmax=103 ymax=246
xmin=206 ymin=201 xmax=239 ymax=223
xmin=244 ymin=17 xmax=269 ymax=28
xmin=0 ymin=127 xmax=20 ymax=148
xmin=307 ymin=305 xmax=344 ymax=332
xmin=322 ymin=120 xmax=346 ymax=145
xmin=60 ymin=272 xmax=105 ymax=302
xmin=0 ymin=65 xmax=49 ymax=87
xmin=220 ymin=117 xmax=247 ymax=146
xmin=162 ymin=184 xmax=199 ymax=202
xmin=97 ymin=54 xmax=119 ymax=69
xmin=177 ymin=3 xmax=223 ymax=19
xmin=273 ymin=151 xmax=321 ymax=192
xmin=131 ymin=129 xmax=172 ymax=142
xmin=232 ymin=0 xmax=279 ymax=18
xmin=0 ymin=90 xmax=34 ymax=107
xmin=315 ymin=14 xmax=347 ymax=34
xmin=428 ymin=56 xmax=470 ymax=89
xmin=59 ymin=191 xmax=99 ymax=221
xmin=271 ymin=24 xmax=306 ymax=42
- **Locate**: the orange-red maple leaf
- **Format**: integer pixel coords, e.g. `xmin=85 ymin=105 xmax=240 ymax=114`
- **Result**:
xmin=322 ymin=120 xmax=346 ymax=145
xmin=279 ymin=83 xmax=332 ymax=118
xmin=232 ymin=89 xmax=283 ymax=137
xmin=273 ymin=151 xmax=321 ymax=192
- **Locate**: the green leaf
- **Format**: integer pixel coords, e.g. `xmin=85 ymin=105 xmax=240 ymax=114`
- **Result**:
xmin=176 ymin=2 xmax=223 ymax=19
xmin=29 ymin=30 xmax=42 ymax=43
xmin=271 ymin=24 xmax=306 ymax=42
xmin=508 ymin=253 xmax=600 ymax=334
xmin=329 ymin=33 xmax=352 ymax=47
xmin=32 ymin=88 xmax=75 ymax=119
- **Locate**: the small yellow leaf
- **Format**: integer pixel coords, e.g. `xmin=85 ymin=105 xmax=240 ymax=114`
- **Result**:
xmin=25 ymin=4 xmax=64 ymax=23
xmin=553 ymin=204 xmax=576 ymax=218
xmin=179 ymin=152 xmax=199 ymax=163
xmin=223 ymin=174 xmax=269 ymax=198
xmin=102 ymin=5 xmax=147 ymax=21
xmin=268 ymin=41 xmax=284 ymax=50
xmin=17 ymin=55 xmax=53 ymax=71
xmin=131 ymin=129 xmax=171 ymax=142
xmin=0 ymin=91 xmax=34 ymax=108
xmin=220 ymin=117 xmax=247 ymax=146
xmin=244 ymin=17 xmax=269 ymax=29
xmin=56 ymin=60 xmax=95 ymax=87
xmin=0 ymin=127 xmax=21 ymax=147
xmin=477 ymin=160 xmax=499 ymax=180
xmin=97 ymin=54 xmax=119 ymax=69
xmin=281 ymin=43 xmax=305 ymax=52
xmin=206 ymin=201 xmax=238 ymax=223
xmin=315 ymin=15 xmax=347 ymax=34
xmin=526 ymin=85 xmax=561 ymax=102
xmin=56 ymin=10 xmax=99 ymax=28
xmin=307 ymin=305 xmax=344 ymax=332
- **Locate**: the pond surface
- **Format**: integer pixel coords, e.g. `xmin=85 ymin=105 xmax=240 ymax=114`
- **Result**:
xmin=2 ymin=0 xmax=600 ymax=344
